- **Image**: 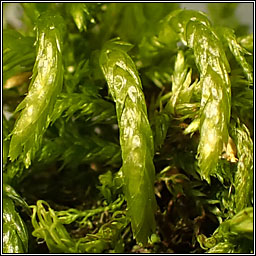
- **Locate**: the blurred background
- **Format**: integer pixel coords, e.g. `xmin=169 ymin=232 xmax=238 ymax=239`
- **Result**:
xmin=180 ymin=2 xmax=253 ymax=32
xmin=3 ymin=2 xmax=254 ymax=33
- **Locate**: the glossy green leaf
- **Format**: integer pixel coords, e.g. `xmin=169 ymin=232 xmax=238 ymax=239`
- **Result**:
xmin=8 ymin=11 xmax=66 ymax=168
xmin=164 ymin=10 xmax=231 ymax=182
xmin=3 ymin=197 xmax=28 ymax=253
xmin=196 ymin=66 xmax=230 ymax=182
xmin=3 ymin=183 xmax=30 ymax=214
xmin=3 ymin=3 xmax=254 ymax=254
xmin=100 ymin=39 xmax=157 ymax=244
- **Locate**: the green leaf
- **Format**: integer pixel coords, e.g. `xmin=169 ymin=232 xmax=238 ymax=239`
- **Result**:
xmin=3 ymin=197 xmax=28 ymax=253
xmin=197 ymin=66 xmax=230 ymax=182
xmin=3 ymin=115 xmax=10 ymax=166
xmin=151 ymin=111 xmax=170 ymax=151
xmin=100 ymin=39 xmax=157 ymax=244
xmin=31 ymin=199 xmax=128 ymax=253
xmin=230 ymin=73 xmax=253 ymax=139
xmin=51 ymin=92 xmax=116 ymax=124
xmin=56 ymin=196 xmax=124 ymax=226
xmin=197 ymin=207 xmax=253 ymax=253
xmin=217 ymin=26 xmax=253 ymax=83
xmin=183 ymin=118 xmax=200 ymax=135
xmin=227 ymin=207 xmax=253 ymax=239
xmin=3 ymin=29 xmax=35 ymax=86
xmin=3 ymin=3 xmax=254 ymax=254
xmin=31 ymin=200 xmax=78 ymax=253
xmin=3 ymin=183 xmax=30 ymax=214
xmin=68 ymin=3 xmax=98 ymax=32
xmin=97 ymin=170 xmax=124 ymax=202
xmin=8 ymin=11 xmax=66 ymax=168
xmin=238 ymin=33 xmax=253 ymax=52
xmin=167 ymin=50 xmax=198 ymax=115
xmin=38 ymin=133 xmax=121 ymax=168
xmin=230 ymin=119 xmax=253 ymax=212
xmin=162 ymin=10 xmax=231 ymax=182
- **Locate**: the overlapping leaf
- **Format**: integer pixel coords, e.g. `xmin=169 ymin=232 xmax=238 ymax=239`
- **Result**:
xmin=100 ymin=39 xmax=157 ymax=244
xmin=162 ymin=10 xmax=231 ymax=182
xmin=8 ymin=11 xmax=66 ymax=168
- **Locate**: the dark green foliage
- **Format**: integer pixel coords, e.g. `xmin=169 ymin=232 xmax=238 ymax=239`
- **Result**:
xmin=2 ymin=3 xmax=253 ymax=254
xmin=51 ymin=93 xmax=116 ymax=124
xmin=3 ymin=30 xmax=35 ymax=86
xmin=38 ymin=133 xmax=121 ymax=168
